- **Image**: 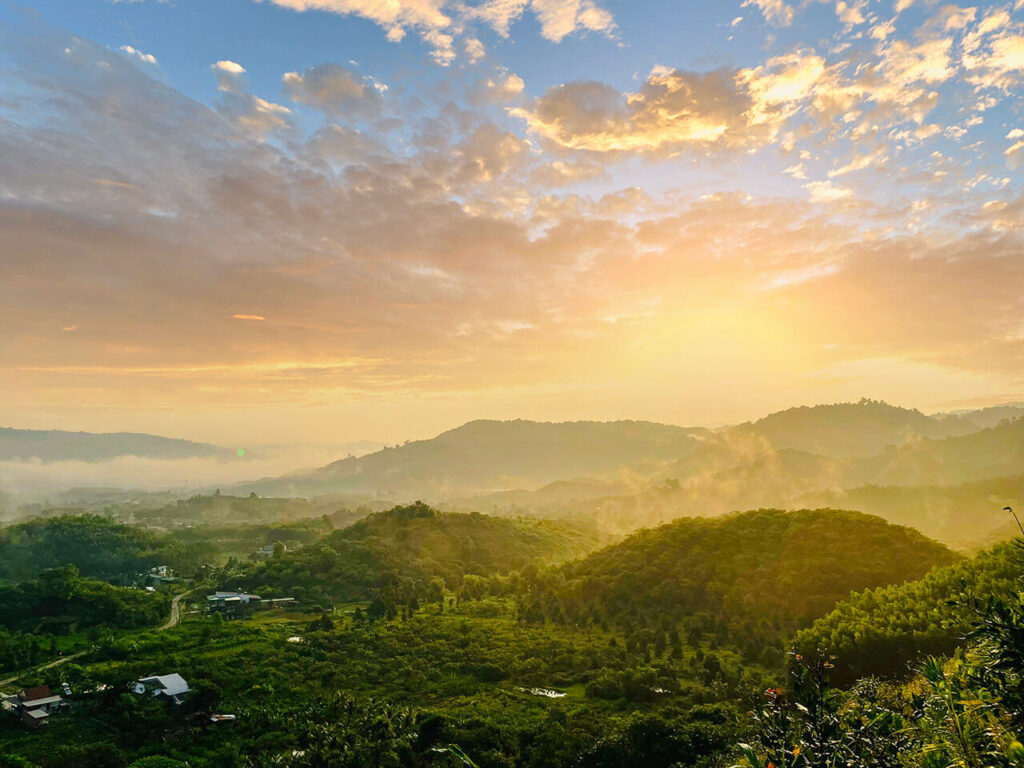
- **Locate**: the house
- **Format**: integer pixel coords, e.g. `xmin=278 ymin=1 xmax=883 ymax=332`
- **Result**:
xmin=13 ymin=686 xmax=64 ymax=728
xmin=205 ymin=592 xmax=297 ymax=618
xmin=255 ymin=543 xmax=287 ymax=560
xmin=147 ymin=565 xmax=178 ymax=584
xmin=264 ymin=597 xmax=297 ymax=609
xmin=206 ymin=591 xmax=262 ymax=618
xmin=133 ymin=674 xmax=190 ymax=704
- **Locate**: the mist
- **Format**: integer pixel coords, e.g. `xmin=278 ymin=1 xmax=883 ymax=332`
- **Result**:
xmin=0 ymin=442 xmax=379 ymax=504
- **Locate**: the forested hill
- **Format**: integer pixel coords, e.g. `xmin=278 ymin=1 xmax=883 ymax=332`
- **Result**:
xmin=238 ymin=419 xmax=706 ymax=497
xmin=794 ymin=539 xmax=1022 ymax=684
xmin=0 ymin=515 xmax=170 ymax=582
xmin=0 ymin=426 xmax=223 ymax=462
xmin=521 ymin=509 xmax=959 ymax=656
xmin=232 ymin=502 xmax=603 ymax=604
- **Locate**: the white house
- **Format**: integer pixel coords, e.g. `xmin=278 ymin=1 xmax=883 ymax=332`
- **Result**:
xmin=133 ymin=673 xmax=190 ymax=704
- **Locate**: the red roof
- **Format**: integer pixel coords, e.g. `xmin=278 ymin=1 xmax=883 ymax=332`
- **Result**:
xmin=20 ymin=686 xmax=52 ymax=701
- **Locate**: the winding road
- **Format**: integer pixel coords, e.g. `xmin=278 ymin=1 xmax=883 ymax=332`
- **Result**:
xmin=159 ymin=589 xmax=193 ymax=631
xmin=0 ymin=589 xmax=193 ymax=689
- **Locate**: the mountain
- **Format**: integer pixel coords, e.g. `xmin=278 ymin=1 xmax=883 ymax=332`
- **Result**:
xmin=533 ymin=418 xmax=1024 ymax=536
xmin=465 ymin=477 xmax=640 ymax=508
xmin=932 ymin=402 xmax=1024 ymax=431
xmin=233 ymin=502 xmax=605 ymax=604
xmin=850 ymin=417 xmax=1024 ymax=486
xmin=728 ymin=399 xmax=975 ymax=458
xmin=522 ymin=509 xmax=959 ymax=656
xmin=239 ymin=419 xmax=707 ymax=498
xmin=0 ymin=426 xmax=223 ymax=462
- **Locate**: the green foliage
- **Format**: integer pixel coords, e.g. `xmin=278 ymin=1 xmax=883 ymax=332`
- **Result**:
xmin=232 ymin=503 xmax=599 ymax=604
xmin=0 ymin=515 xmax=168 ymax=583
xmin=0 ymin=503 xmax=1014 ymax=768
xmin=129 ymin=759 xmax=187 ymax=768
xmin=0 ymin=566 xmax=168 ymax=634
xmin=739 ymin=537 xmax=1024 ymax=768
xmin=524 ymin=509 xmax=958 ymax=660
xmin=794 ymin=540 xmax=1021 ymax=683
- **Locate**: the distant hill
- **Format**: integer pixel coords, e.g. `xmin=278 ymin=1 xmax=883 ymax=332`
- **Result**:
xmin=797 ymin=475 xmax=1023 ymax=550
xmin=729 ymin=399 xmax=975 ymax=458
xmin=239 ymin=419 xmax=706 ymax=498
xmin=531 ymin=419 xmax=1024 ymax=535
xmin=932 ymin=403 xmax=1024 ymax=431
xmin=233 ymin=502 xmax=605 ymax=604
xmin=522 ymin=509 xmax=959 ymax=657
xmin=0 ymin=427 xmax=223 ymax=462
xmin=851 ymin=417 xmax=1024 ymax=486
xmin=466 ymin=477 xmax=639 ymax=508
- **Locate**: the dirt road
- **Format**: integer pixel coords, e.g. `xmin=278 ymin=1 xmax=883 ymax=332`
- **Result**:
xmin=0 ymin=589 xmax=193 ymax=689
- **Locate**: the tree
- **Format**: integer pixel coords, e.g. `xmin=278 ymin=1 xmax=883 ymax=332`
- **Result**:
xmin=185 ymin=678 xmax=221 ymax=715
xmin=367 ymin=599 xmax=387 ymax=621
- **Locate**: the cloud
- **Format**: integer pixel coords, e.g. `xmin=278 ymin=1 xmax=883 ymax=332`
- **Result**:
xmin=742 ymin=0 xmax=795 ymax=27
xmin=528 ymin=159 xmax=606 ymax=187
xmin=214 ymin=59 xmax=246 ymax=74
xmin=2 ymin=8 xmax=1022 ymax=440
xmin=511 ymin=55 xmax=826 ymax=156
xmin=835 ymin=0 xmax=867 ymax=29
xmin=213 ymin=59 xmax=247 ymax=92
xmin=282 ymin=63 xmax=382 ymax=117
xmin=827 ymin=146 xmax=887 ymax=177
xmin=464 ymin=37 xmax=486 ymax=62
xmin=453 ymin=123 xmax=531 ymax=183
xmin=529 ymin=0 xmax=614 ymax=41
xmin=805 ymin=180 xmax=854 ymax=202
xmin=511 ymin=70 xmax=749 ymax=155
xmin=209 ymin=60 xmax=292 ymax=137
xmin=261 ymin=0 xmax=614 ymax=64
xmin=119 ymin=44 xmax=157 ymax=65
xmin=472 ymin=71 xmax=526 ymax=104
xmin=218 ymin=93 xmax=292 ymax=138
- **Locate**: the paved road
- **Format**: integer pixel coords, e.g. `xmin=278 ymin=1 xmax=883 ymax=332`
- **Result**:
xmin=0 ymin=589 xmax=193 ymax=689
xmin=159 ymin=589 xmax=193 ymax=631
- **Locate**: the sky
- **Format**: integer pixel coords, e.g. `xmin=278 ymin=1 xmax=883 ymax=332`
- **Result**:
xmin=0 ymin=0 xmax=1022 ymax=447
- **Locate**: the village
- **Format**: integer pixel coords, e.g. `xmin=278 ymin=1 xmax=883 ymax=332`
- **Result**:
xmin=0 ymin=553 xmax=298 ymax=731
xmin=1 ymin=672 xmax=240 ymax=729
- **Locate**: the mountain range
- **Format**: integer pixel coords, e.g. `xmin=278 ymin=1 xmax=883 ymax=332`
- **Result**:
xmin=0 ymin=427 xmax=223 ymax=463
xmin=3 ymin=400 xmax=1021 ymax=549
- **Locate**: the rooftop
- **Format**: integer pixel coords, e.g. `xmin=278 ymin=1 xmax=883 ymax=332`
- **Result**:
xmin=138 ymin=673 xmax=190 ymax=697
